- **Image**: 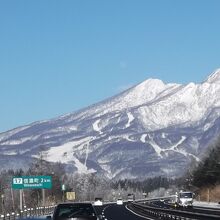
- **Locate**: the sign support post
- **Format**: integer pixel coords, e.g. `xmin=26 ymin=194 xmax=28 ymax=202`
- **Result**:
xmin=19 ymin=189 xmax=23 ymax=210
xmin=42 ymin=188 xmax=45 ymax=207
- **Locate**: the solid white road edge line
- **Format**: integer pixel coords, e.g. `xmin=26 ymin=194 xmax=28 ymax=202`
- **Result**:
xmin=125 ymin=204 xmax=155 ymax=220
xmin=102 ymin=205 xmax=112 ymax=220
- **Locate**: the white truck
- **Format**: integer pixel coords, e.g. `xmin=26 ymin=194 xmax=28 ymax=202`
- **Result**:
xmin=176 ymin=191 xmax=194 ymax=208
xmin=127 ymin=193 xmax=135 ymax=202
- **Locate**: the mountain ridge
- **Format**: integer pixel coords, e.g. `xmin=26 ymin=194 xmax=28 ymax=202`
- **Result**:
xmin=1 ymin=69 xmax=220 ymax=179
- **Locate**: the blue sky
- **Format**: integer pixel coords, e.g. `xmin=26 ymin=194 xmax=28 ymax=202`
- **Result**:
xmin=0 ymin=0 xmax=220 ymax=132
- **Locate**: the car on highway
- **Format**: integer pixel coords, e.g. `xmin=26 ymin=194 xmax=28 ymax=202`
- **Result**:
xmin=93 ymin=198 xmax=103 ymax=206
xmin=116 ymin=198 xmax=123 ymax=205
xmin=47 ymin=202 xmax=102 ymax=220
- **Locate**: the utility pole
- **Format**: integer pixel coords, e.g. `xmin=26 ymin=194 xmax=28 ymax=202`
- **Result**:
xmin=1 ymin=194 xmax=4 ymax=213
xmin=39 ymin=149 xmax=45 ymax=207
xmin=207 ymin=188 xmax=210 ymax=202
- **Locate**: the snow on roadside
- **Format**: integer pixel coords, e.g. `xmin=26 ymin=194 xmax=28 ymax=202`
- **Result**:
xmin=193 ymin=201 xmax=220 ymax=208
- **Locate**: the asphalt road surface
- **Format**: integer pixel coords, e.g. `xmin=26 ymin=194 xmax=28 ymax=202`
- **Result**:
xmin=95 ymin=203 xmax=154 ymax=220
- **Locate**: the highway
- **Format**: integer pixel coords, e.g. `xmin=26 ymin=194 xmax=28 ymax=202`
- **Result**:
xmin=2 ymin=200 xmax=220 ymax=220
xmin=15 ymin=203 xmax=153 ymax=220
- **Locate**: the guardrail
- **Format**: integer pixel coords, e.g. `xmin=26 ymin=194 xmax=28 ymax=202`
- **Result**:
xmin=128 ymin=202 xmax=190 ymax=220
xmin=0 ymin=205 xmax=55 ymax=220
xmin=128 ymin=202 xmax=220 ymax=220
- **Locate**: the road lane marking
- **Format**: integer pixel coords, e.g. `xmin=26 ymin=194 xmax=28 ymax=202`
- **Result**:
xmin=126 ymin=204 xmax=155 ymax=220
xmin=101 ymin=205 xmax=112 ymax=220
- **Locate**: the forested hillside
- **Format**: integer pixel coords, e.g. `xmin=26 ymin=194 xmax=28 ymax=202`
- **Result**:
xmin=192 ymin=136 xmax=220 ymax=188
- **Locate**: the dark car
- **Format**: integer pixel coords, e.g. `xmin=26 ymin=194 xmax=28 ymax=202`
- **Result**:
xmin=48 ymin=202 xmax=102 ymax=220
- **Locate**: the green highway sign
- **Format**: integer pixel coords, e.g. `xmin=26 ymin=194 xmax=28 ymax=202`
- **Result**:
xmin=12 ymin=176 xmax=52 ymax=189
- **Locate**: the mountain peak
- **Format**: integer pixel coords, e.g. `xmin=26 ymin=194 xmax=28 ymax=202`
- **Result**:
xmin=136 ymin=78 xmax=165 ymax=90
xmin=205 ymin=68 xmax=220 ymax=84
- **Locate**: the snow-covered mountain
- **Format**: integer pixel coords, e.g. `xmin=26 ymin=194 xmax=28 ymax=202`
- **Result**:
xmin=1 ymin=69 xmax=220 ymax=179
